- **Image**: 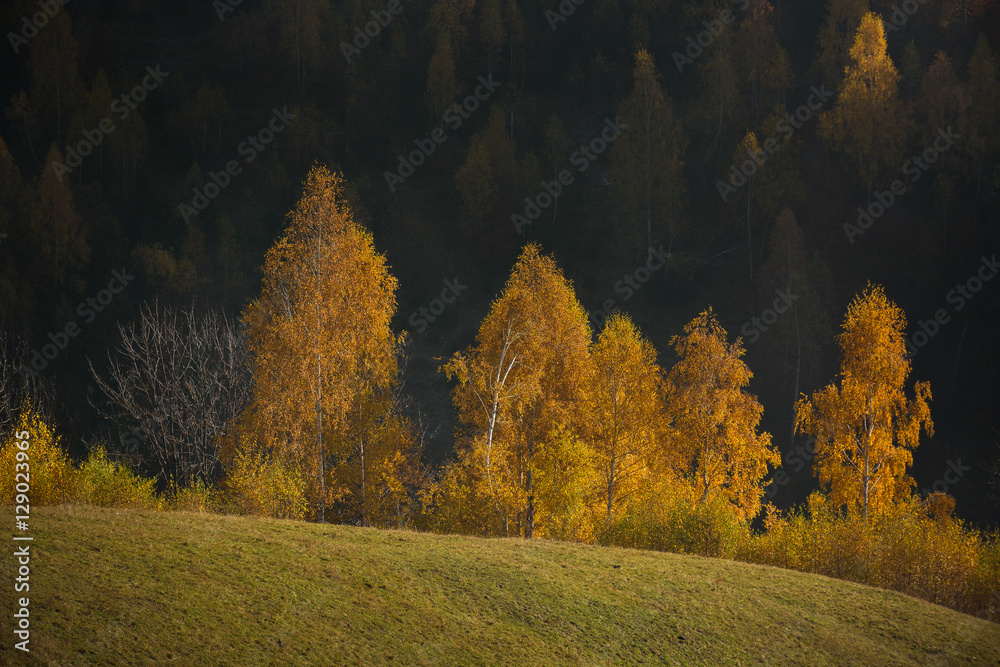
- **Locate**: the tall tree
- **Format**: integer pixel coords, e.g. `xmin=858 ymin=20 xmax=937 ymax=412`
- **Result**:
xmin=426 ymin=35 xmax=460 ymax=125
xmin=919 ymin=51 xmax=968 ymax=243
xmin=795 ymin=284 xmax=933 ymax=520
xmin=543 ymin=113 xmax=570 ymax=226
xmin=737 ymin=0 xmax=791 ymax=130
xmin=820 ymin=12 xmax=909 ymax=191
xmin=239 ymin=166 xmax=400 ymax=522
xmin=611 ymin=49 xmax=687 ymax=259
xmin=442 ymin=244 xmax=592 ymax=537
xmin=30 ymin=146 xmax=89 ymax=292
xmin=26 ymin=10 xmax=83 ymax=141
xmin=588 ymin=312 xmax=664 ymax=522
xmin=960 ymin=34 xmax=1000 ymax=200
xmin=815 ymin=0 xmax=868 ymax=92
xmin=664 ymin=308 xmax=778 ymax=521
xmin=90 ymin=303 xmax=251 ymax=486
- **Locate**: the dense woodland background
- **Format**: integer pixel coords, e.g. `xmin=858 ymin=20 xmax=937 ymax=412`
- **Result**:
xmin=0 ymin=0 xmax=998 ymax=527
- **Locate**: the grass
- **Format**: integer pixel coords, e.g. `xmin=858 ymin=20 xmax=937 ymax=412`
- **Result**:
xmin=2 ymin=506 xmax=998 ymax=665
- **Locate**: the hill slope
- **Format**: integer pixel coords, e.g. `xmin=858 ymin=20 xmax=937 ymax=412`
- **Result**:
xmin=3 ymin=506 xmax=998 ymax=665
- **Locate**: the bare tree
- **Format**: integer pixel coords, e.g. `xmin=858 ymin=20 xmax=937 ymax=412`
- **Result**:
xmin=0 ymin=336 xmax=55 ymax=437
xmin=89 ymin=301 xmax=251 ymax=487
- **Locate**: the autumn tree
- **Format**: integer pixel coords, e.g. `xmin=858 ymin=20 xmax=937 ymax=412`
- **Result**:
xmin=30 ymin=146 xmax=90 ymax=292
xmin=456 ymin=135 xmax=497 ymax=235
xmin=736 ymin=0 xmax=791 ymax=129
xmin=689 ymin=19 xmax=742 ymax=160
xmin=426 ymin=35 xmax=459 ymax=124
xmin=440 ymin=244 xmax=592 ymax=538
xmin=795 ymin=284 xmax=933 ymax=520
xmin=67 ymin=70 xmax=113 ymax=183
xmin=664 ymin=308 xmax=778 ymax=521
xmin=588 ymin=312 xmax=665 ymax=522
xmin=919 ymin=51 xmax=967 ymax=240
xmin=269 ymin=0 xmax=323 ymax=86
xmin=815 ymin=0 xmax=868 ymax=91
xmin=26 ymin=10 xmax=83 ymax=140
xmin=168 ymin=83 xmax=234 ymax=157
xmin=611 ymin=49 xmax=687 ymax=258
xmin=960 ymin=34 xmax=1000 ymax=200
xmin=238 ymin=166 xmax=402 ymax=522
xmin=820 ymin=12 xmax=909 ymax=192
xmin=455 ymin=106 xmax=516 ymax=237
xmin=479 ymin=0 xmax=506 ymax=80
xmin=727 ymin=131 xmax=767 ymax=279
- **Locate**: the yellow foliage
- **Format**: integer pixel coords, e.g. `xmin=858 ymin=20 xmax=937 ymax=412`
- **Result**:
xmin=168 ymin=478 xmax=218 ymax=513
xmin=597 ymin=476 xmax=749 ymax=558
xmin=819 ymin=12 xmax=908 ymax=190
xmin=587 ymin=312 xmax=665 ymax=523
xmin=220 ymin=448 xmax=308 ymax=520
xmin=240 ymin=164 xmax=400 ymax=521
xmin=739 ymin=495 xmax=996 ymax=620
xmin=795 ymin=283 xmax=933 ymax=520
xmin=664 ymin=308 xmax=779 ymax=521
xmin=442 ymin=243 xmax=593 ymax=537
xmin=0 ymin=407 xmax=74 ymax=506
xmin=74 ymin=447 xmax=161 ymax=510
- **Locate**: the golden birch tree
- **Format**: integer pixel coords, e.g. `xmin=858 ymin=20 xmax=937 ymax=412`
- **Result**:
xmin=588 ymin=312 xmax=665 ymax=523
xmin=440 ymin=243 xmax=592 ymax=538
xmin=239 ymin=165 xmax=400 ymax=523
xmin=664 ymin=308 xmax=778 ymax=521
xmin=820 ymin=12 xmax=908 ymax=191
xmin=795 ymin=284 xmax=933 ymax=520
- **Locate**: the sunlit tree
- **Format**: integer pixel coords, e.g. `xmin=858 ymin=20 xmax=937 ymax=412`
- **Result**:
xmin=665 ymin=308 xmax=778 ymax=521
xmin=441 ymin=244 xmax=592 ymax=537
xmin=239 ymin=165 xmax=401 ymax=522
xmin=820 ymin=12 xmax=908 ymax=191
xmin=795 ymin=284 xmax=933 ymax=520
xmin=588 ymin=313 xmax=664 ymax=522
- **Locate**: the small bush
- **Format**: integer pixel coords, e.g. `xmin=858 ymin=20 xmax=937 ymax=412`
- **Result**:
xmin=73 ymin=447 xmax=162 ymax=510
xmin=167 ymin=478 xmax=218 ymax=513
xmin=598 ymin=485 xmax=749 ymax=559
xmin=0 ymin=408 xmax=74 ymax=506
xmin=738 ymin=494 xmax=999 ymax=622
xmin=219 ymin=449 xmax=308 ymax=520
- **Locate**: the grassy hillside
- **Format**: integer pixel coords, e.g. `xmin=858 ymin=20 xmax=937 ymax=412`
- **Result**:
xmin=3 ymin=506 xmax=998 ymax=666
